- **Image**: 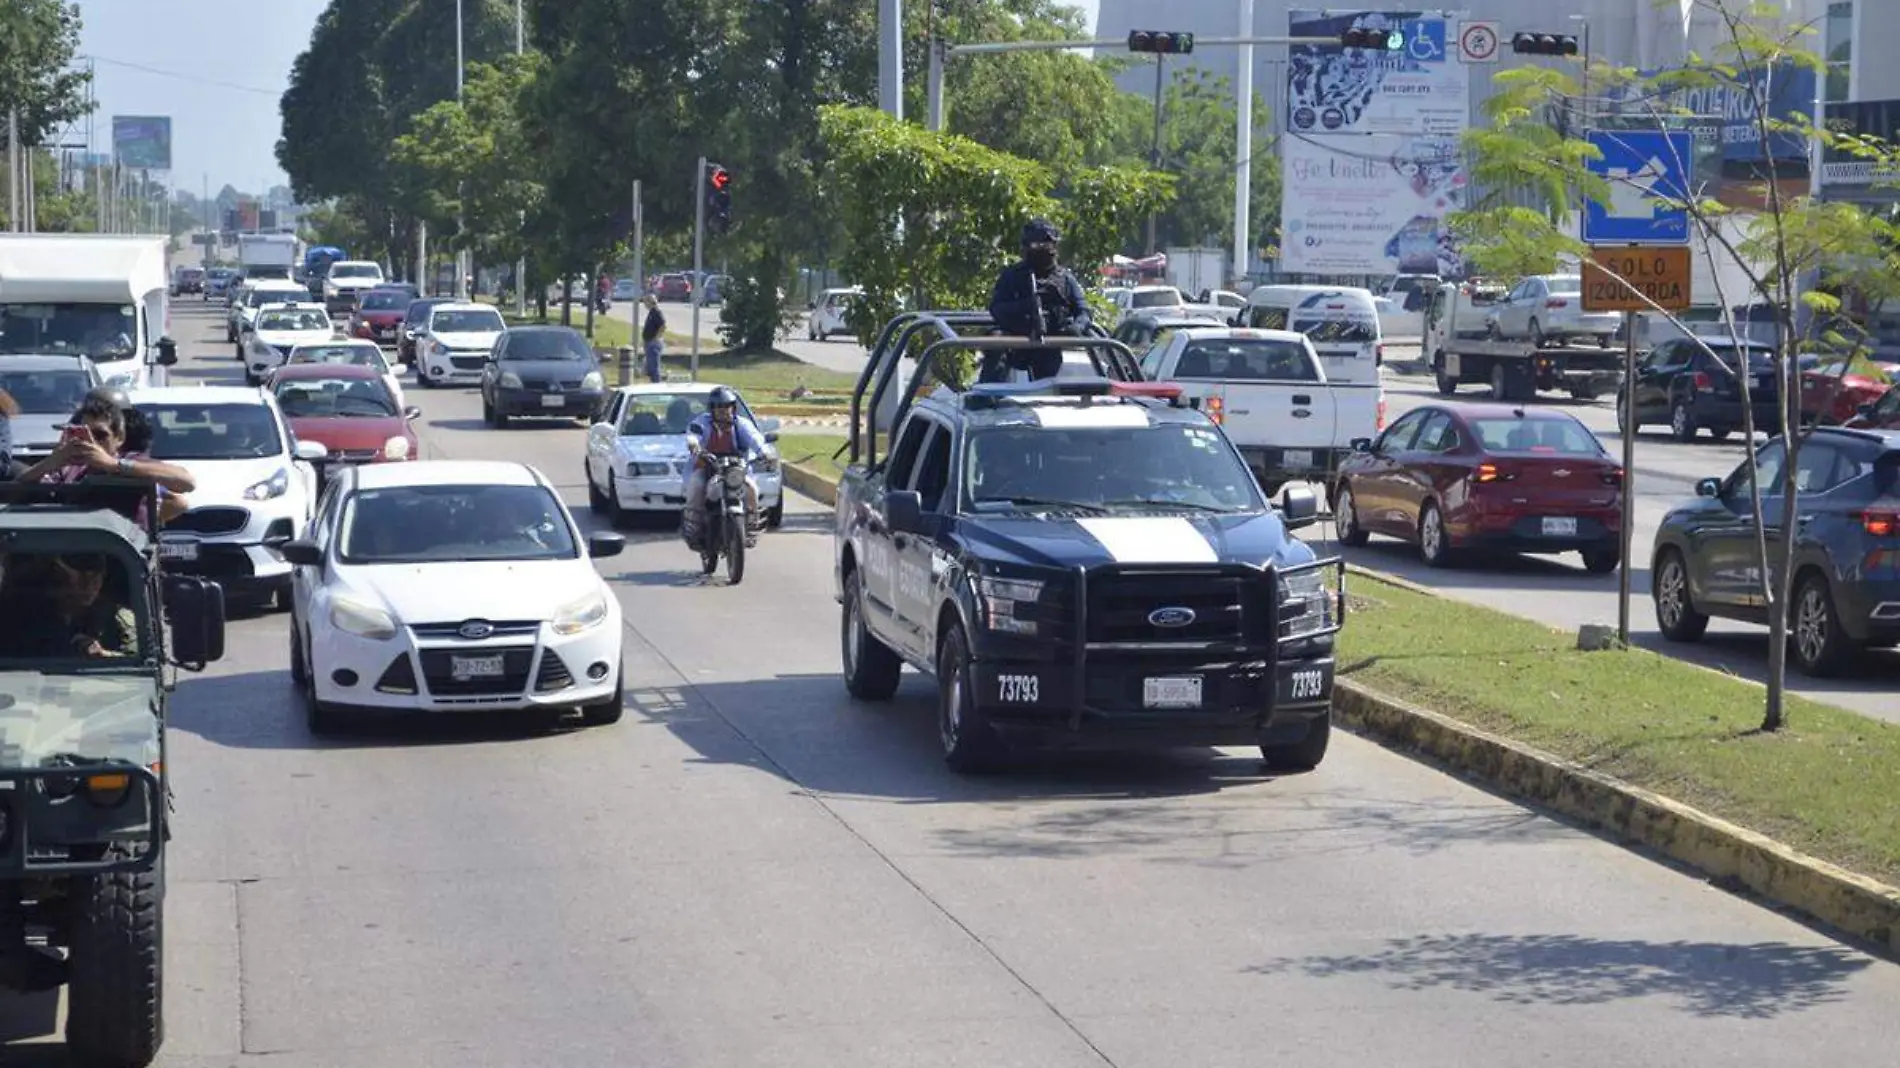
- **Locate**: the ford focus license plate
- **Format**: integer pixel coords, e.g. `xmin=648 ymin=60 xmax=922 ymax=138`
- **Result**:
xmin=541 ymin=394 xmax=565 ymax=408
xmin=450 ymin=654 xmax=505 ymax=679
xmin=1542 ymin=516 xmax=1578 ymax=537
xmin=1144 ymin=676 xmax=1202 ymax=709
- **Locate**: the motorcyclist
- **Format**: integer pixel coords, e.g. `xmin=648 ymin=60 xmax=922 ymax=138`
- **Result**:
xmin=984 ymin=219 xmax=1092 ymax=383
xmin=683 ymin=387 xmax=765 ymax=549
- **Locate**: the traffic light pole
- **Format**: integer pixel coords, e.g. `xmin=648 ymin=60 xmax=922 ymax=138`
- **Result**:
xmin=1146 ymin=54 xmax=1166 ymax=255
xmin=691 ymin=156 xmax=706 ymax=380
xmin=924 ymin=35 xmax=1334 ymax=133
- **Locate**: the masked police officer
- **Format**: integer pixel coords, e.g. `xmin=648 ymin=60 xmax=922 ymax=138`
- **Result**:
xmin=984 ymin=219 xmax=1091 ymax=383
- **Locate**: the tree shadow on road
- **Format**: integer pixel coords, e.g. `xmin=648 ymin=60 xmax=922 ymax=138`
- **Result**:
xmin=1246 ymin=931 xmax=1874 ymax=1019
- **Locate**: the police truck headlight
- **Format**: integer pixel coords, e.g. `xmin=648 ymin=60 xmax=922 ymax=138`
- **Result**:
xmin=1278 ymin=569 xmax=1334 ymax=639
xmin=979 ymin=576 xmax=1042 ymax=636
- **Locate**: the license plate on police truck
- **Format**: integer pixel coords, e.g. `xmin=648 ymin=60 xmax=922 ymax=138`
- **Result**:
xmin=450 ymin=654 xmax=505 ymax=679
xmin=541 ymin=394 xmax=564 ymax=408
xmin=1283 ymin=449 xmax=1313 ymax=470
xmin=158 ymin=541 xmax=198 ymax=562
xmin=1143 ymin=676 xmax=1202 ymax=709
xmin=1542 ymin=517 xmax=1578 ymax=537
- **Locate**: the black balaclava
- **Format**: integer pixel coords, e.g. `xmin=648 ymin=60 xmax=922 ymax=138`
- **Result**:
xmin=1022 ymin=219 xmax=1060 ymax=275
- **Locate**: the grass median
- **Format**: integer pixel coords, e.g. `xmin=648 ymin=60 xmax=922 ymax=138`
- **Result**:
xmin=773 ymin=433 xmax=851 ymax=477
xmin=1338 ymin=572 xmax=1900 ymax=886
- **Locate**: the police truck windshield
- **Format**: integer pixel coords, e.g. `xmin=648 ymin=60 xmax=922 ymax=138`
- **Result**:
xmin=965 ymin=423 xmax=1262 ymax=514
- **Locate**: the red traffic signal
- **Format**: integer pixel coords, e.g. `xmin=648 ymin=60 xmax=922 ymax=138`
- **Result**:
xmin=708 ymin=166 xmax=730 ymax=191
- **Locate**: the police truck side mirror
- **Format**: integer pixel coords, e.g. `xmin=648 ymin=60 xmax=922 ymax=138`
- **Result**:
xmin=885 ymin=490 xmax=927 ymax=535
xmin=1696 ymin=478 xmax=1723 ymax=499
xmin=164 ymin=575 xmax=227 ymax=669
xmin=1278 ymin=485 xmax=1320 ymax=531
xmin=155 ymin=337 xmax=179 ymax=366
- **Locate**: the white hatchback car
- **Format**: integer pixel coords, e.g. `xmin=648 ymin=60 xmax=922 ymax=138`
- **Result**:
xmin=807 ymin=286 xmax=861 ymax=341
xmin=583 ymin=383 xmax=785 ymax=526
xmin=244 ymin=304 xmax=336 ymax=385
xmin=132 ymin=385 xmax=329 ymax=609
xmin=414 ymin=303 xmax=508 ymax=387
xmin=282 ymin=461 xmax=627 ymax=732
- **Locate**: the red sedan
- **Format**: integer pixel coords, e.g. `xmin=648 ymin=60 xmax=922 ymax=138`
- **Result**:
xmin=348 ymin=288 xmax=413 ymax=346
xmin=1332 ymin=402 xmax=1624 ymax=572
xmin=1799 ymin=357 xmax=1898 ymax=425
xmin=267 ymin=363 xmax=420 ymax=470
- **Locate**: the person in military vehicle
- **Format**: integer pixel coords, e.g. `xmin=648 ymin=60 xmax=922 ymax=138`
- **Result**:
xmin=0 ymin=550 xmax=140 ymax=659
xmin=983 ymin=219 xmax=1092 ymax=383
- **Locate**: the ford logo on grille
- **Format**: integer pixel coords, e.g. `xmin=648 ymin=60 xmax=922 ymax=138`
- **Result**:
xmin=458 ymin=620 xmax=495 ymax=639
xmin=1148 ymin=606 xmax=1196 ymax=628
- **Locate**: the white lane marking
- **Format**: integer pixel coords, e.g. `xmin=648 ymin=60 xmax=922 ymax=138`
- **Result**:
xmin=1076 ymin=517 xmax=1218 ymax=563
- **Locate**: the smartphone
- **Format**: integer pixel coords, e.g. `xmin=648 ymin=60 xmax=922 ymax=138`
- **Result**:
xmin=61 ymin=425 xmax=89 ymax=445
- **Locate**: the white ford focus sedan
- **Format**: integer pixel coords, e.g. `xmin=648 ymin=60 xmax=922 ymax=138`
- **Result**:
xmin=282 ymin=460 xmax=627 ymax=732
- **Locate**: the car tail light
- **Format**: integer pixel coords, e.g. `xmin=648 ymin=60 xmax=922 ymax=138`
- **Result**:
xmin=1205 ymin=395 xmax=1224 ymax=425
xmin=1546 ymin=298 xmax=1568 ymax=309
xmin=1475 ymin=463 xmax=1517 ymax=483
xmin=1601 ymin=467 xmax=1624 ymax=486
xmin=1693 ymin=372 xmax=1712 ymax=391
xmin=1375 ymin=342 xmax=1385 ymax=365
xmin=1376 ymin=393 xmax=1387 ymax=431
xmin=1866 ymin=510 xmax=1899 ymax=537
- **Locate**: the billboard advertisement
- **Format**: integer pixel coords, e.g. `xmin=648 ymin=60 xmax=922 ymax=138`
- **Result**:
xmin=1597 ymin=61 xmax=1817 ymax=208
xmin=1281 ymin=11 xmax=1469 ymax=276
xmin=111 ymin=116 xmax=173 ymax=171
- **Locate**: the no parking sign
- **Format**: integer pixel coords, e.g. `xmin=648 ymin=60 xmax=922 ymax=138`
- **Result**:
xmin=1459 ymin=21 xmax=1500 ymax=63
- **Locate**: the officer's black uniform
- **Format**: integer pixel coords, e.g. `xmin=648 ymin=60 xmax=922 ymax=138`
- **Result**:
xmin=984 ymin=220 xmax=1092 ymax=383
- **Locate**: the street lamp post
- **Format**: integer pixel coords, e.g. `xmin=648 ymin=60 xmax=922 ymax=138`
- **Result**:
xmin=514 ymin=0 xmax=527 ymax=317
xmin=455 ymin=0 xmax=468 ymax=301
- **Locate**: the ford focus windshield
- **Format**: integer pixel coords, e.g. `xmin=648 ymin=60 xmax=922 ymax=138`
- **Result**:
xmin=339 ymin=484 xmax=578 ymax=563
xmin=965 ymin=423 xmax=1261 ymax=514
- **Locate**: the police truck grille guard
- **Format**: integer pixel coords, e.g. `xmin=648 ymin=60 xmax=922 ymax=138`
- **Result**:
xmin=1046 ymin=555 xmax=1346 ymax=729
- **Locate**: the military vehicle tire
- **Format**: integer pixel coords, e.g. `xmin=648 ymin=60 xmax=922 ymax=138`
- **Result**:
xmin=66 ymin=845 xmax=163 ymax=1068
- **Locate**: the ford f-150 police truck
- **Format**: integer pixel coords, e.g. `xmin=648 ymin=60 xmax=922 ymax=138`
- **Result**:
xmin=832 ymin=349 xmax=1344 ymax=773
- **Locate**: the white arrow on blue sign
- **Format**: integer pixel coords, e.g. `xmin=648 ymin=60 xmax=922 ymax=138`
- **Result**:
xmin=1583 ymin=130 xmax=1694 ymax=245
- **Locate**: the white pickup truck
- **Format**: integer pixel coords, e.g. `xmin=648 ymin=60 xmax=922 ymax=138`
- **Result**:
xmin=1141 ymin=326 xmax=1385 ymax=494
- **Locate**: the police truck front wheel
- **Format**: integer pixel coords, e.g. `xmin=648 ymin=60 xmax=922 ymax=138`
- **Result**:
xmin=65 ymin=846 xmax=164 ymax=1068
xmin=937 ymin=623 xmax=1004 ymax=773
xmin=1262 ymin=711 xmax=1331 ymax=772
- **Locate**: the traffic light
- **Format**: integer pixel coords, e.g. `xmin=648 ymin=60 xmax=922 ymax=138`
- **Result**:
xmin=705 ymin=164 xmax=732 ymax=235
xmin=1340 ymin=26 xmax=1402 ymax=50
xmin=1127 ymin=30 xmax=1195 ymax=55
xmin=1512 ymin=32 xmax=1579 ymax=56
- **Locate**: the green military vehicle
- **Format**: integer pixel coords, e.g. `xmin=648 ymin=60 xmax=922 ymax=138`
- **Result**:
xmin=0 ymin=480 xmax=227 ymax=1066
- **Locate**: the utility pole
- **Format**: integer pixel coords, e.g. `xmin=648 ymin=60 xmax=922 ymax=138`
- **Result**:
xmin=926 ymin=39 xmax=946 ymax=131
xmin=7 ymin=108 xmax=19 ymax=233
xmin=878 ymin=0 xmax=903 ymax=119
xmin=631 ymin=178 xmax=644 ymax=323
xmin=514 ymin=0 xmax=527 ymax=317
xmin=1146 ymin=54 xmax=1166 ymax=255
xmin=691 ymin=157 xmax=707 ymax=379
xmin=455 ymin=0 xmax=469 ymax=301
xmin=1233 ymin=0 xmax=1255 ymax=286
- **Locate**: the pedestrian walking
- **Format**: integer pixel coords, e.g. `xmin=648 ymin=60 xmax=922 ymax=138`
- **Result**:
xmin=641 ymin=294 xmax=667 ymax=383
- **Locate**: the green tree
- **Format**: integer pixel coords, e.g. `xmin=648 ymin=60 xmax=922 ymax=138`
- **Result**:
xmin=1451 ymin=0 xmax=1900 ymax=730
xmin=0 ymin=0 xmax=91 ymax=146
xmin=818 ymin=104 xmax=1170 ymax=346
xmin=1140 ymin=67 xmax=1280 ymax=258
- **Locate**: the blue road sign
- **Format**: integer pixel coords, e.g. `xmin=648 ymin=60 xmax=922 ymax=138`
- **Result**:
xmin=1583 ymin=130 xmax=1693 ymax=245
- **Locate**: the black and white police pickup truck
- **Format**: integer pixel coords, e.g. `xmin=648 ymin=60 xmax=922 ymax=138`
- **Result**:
xmin=832 ymin=372 xmax=1345 ymax=773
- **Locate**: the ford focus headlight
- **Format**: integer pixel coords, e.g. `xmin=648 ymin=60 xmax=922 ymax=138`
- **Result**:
xmin=1278 ymin=569 xmax=1334 ymax=639
xmin=552 ymin=590 xmax=609 ymax=635
xmin=244 ymin=467 xmax=290 ymax=501
xmin=499 ymin=371 xmax=523 ymax=388
xmin=332 ymin=595 xmax=397 ymax=640
xmin=979 ymin=576 xmax=1042 ymax=636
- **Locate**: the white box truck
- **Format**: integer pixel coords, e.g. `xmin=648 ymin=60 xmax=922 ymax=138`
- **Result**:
xmin=0 ymin=234 xmax=179 ymax=391
xmin=237 ymin=233 xmax=299 ymax=281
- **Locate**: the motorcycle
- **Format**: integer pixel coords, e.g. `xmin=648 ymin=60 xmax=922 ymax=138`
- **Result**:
xmin=687 ymin=453 xmax=751 ymax=584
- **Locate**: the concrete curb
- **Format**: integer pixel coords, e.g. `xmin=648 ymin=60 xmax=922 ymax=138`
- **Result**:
xmin=780 ymin=457 xmax=1900 ymax=956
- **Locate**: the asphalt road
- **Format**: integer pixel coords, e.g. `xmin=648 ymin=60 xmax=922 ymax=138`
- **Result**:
xmin=7 ymin=301 xmax=1899 ymax=1064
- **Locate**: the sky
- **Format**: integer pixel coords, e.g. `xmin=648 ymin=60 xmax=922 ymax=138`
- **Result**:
xmin=63 ymin=0 xmax=1098 ymax=201
xmin=71 ymin=0 xmax=328 ymax=198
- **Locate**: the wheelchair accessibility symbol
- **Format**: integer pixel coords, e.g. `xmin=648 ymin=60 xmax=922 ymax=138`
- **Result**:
xmin=1401 ymin=19 xmax=1447 ymax=63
